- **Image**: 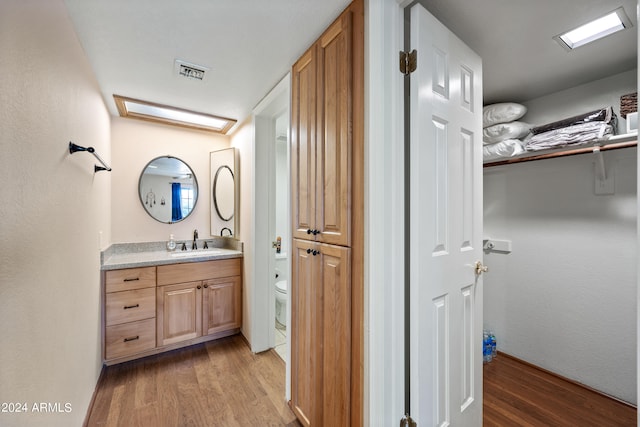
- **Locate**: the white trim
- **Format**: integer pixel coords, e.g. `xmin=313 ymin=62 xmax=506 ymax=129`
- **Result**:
xmin=251 ymin=73 xmax=292 ymax=399
xmin=365 ymin=0 xmax=406 ymax=424
xmin=636 ymin=2 xmax=639 ymax=424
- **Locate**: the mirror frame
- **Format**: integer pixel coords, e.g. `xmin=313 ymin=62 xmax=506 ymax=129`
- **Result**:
xmin=138 ymin=155 xmax=199 ymax=224
xmin=210 ymin=147 xmax=239 ymax=238
xmin=213 ymin=165 xmax=235 ymax=221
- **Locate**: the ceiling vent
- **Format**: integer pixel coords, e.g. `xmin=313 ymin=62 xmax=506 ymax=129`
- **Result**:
xmin=174 ymin=59 xmax=209 ymax=81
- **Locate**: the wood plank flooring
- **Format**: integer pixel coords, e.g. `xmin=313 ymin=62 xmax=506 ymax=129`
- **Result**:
xmin=88 ymin=337 xmax=637 ymax=426
xmin=484 ymin=353 xmax=637 ymax=426
xmin=86 ymin=334 xmax=300 ymax=427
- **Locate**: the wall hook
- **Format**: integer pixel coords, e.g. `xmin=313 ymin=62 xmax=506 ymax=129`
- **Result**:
xmin=69 ymin=141 xmax=112 ymax=172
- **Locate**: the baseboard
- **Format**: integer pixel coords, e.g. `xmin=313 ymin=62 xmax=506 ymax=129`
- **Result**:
xmin=497 ymin=351 xmax=637 ymax=410
xmin=82 ymin=364 xmax=106 ymax=427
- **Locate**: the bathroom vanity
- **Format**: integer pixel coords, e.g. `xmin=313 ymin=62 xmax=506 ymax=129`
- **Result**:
xmin=101 ymin=243 xmax=243 ymax=365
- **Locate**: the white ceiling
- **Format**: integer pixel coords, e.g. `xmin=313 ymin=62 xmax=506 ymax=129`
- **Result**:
xmin=64 ymin=0 xmax=637 ymax=133
xmin=419 ymin=0 xmax=637 ymax=105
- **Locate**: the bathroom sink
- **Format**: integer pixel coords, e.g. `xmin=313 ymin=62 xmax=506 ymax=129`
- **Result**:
xmin=170 ymin=249 xmax=223 ymax=258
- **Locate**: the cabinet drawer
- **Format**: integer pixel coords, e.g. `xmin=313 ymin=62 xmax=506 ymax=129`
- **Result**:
xmin=157 ymin=258 xmax=242 ymax=286
xmin=105 ymin=267 xmax=156 ymax=293
xmin=106 ymin=288 xmax=156 ymax=326
xmin=105 ymin=318 xmax=156 ymax=360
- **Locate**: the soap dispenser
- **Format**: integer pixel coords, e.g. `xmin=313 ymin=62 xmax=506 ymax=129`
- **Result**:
xmin=167 ymin=234 xmax=176 ymax=251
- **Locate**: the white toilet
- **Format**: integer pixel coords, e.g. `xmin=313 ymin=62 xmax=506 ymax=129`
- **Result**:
xmin=275 ymin=280 xmax=287 ymax=327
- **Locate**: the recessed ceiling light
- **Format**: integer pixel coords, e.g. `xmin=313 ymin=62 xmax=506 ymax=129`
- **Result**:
xmin=113 ymin=95 xmax=236 ymax=134
xmin=554 ymin=7 xmax=632 ymax=50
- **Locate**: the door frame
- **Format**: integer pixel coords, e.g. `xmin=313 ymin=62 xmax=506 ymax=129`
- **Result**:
xmin=365 ymin=0 xmax=408 ymax=424
xmin=251 ymin=73 xmax=291 ymax=384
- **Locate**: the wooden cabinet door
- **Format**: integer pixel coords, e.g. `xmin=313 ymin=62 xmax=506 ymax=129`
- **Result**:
xmin=291 ymin=46 xmax=318 ymax=242
xmin=157 ymin=281 xmax=202 ymax=346
xmin=291 ymin=239 xmax=321 ymax=426
xmin=318 ymin=243 xmax=351 ymax=425
xmin=316 ymin=12 xmax=352 ymax=247
xmin=291 ymin=239 xmax=351 ymax=426
xmin=202 ymin=276 xmax=242 ymax=335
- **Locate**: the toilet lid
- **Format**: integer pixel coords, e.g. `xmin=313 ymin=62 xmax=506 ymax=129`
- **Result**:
xmin=276 ymin=280 xmax=287 ymax=293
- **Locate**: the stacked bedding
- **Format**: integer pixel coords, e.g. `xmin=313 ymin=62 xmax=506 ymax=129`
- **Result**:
xmin=481 ymin=104 xmax=616 ymax=162
xmin=524 ymin=107 xmax=615 ymax=151
xmin=482 ymin=103 xmax=530 ymax=161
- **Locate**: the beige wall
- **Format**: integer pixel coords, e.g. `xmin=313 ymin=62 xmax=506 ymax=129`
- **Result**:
xmin=231 ymin=118 xmax=255 ymax=344
xmin=111 ymin=117 xmax=230 ymax=243
xmin=0 ymin=1 xmax=111 ymax=425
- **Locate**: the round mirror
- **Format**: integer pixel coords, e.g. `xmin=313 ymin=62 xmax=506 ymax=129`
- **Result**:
xmin=138 ymin=156 xmax=198 ymax=223
xmin=213 ymin=165 xmax=234 ymax=221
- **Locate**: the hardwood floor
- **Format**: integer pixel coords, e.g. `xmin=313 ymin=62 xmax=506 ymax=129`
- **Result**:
xmin=88 ymin=338 xmax=636 ymax=426
xmin=86 ymin=334 xmax=300 ymax=427
xmin=484 ymin=353 xmax=636 ymax=426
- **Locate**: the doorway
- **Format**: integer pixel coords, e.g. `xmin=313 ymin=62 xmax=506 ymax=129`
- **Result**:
xmin=272 ymin=110 xmax=290 ymax=363
xmin=251 ymin=73 xmax=292 ymax=400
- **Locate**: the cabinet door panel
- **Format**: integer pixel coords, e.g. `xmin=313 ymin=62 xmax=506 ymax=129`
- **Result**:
xmin=319 ymin=243 xmax=351 ymax=425
xmin=291 ymin=239 xmax=321 ymax=426
xmin=157 ymin=281 xmax=202 ymax=346
xmin=317 ymin=13 xmax=352 ymax=247
xmin=202 ymin=276 xmax=242 ymax=335
xmin=291 ymin=46 xmax=317 ymax=241
xmin=291 ymin=240 xmax=351 ymax=426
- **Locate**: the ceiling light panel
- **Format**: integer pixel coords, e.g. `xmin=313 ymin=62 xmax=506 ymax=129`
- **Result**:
xmin=554 ymin=7 xmax=632 ymax=50
xmin=114 ymin=95 xmax=236 ymax=134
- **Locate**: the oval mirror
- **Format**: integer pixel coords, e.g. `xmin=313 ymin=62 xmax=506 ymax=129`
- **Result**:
xmin=213 ymin=165 xmax=234 ymax=221
xmin=138 ymin=156 xmax=198 ymax=224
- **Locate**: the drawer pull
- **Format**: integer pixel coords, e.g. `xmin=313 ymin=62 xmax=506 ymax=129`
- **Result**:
xmin=123 ymin=277 xmax=140 ymax=282
xmin=123 ymin=336 xmax=140 ymax=342
xmin=123 ymin=304 xmax=140 ymax=310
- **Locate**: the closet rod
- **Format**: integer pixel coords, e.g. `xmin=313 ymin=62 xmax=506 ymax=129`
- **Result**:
xmin=483 ymin=140 xmax=637 ymax=168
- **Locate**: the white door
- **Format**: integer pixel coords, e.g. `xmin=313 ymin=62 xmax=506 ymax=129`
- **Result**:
xmin=409 ymin=3 xmax=484 ymax=426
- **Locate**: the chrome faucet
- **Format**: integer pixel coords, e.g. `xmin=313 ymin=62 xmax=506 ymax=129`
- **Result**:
xmin=192 ymin=229 xmax=198 ymax=250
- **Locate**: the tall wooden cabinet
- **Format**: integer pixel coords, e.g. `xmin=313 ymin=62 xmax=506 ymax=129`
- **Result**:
xmin=290 ymin=0 xmax=363 ymax=425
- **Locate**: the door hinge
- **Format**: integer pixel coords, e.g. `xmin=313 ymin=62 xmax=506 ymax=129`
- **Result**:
xmin=400 ymin=414 xmax=417 ymax=427
xmin=399 ymin=50 xmax=417 ymax=75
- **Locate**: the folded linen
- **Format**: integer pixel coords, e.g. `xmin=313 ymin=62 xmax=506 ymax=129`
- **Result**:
xmin=525 ymin=121 xmax=613 ymax=151
xmin=531 ymin=107 xmax=614 ymax=135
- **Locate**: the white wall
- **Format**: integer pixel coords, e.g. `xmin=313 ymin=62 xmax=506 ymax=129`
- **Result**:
xmin=484 ymin=70 xmax=638 ymax=404
xmin=110 ymin=117 xmax=229 ymax=243
xmin=0 ymin=1 xmax=111 ymax=425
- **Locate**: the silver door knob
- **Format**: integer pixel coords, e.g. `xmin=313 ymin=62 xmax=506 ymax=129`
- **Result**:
xmin=475 ymin=261 xmax=488 ymax=275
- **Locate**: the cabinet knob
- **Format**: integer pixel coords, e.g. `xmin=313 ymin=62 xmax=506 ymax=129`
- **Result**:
xmin=197 ymin=285 xmax=202 ymax=289
xmin=313 ymin=250 xmax=320 ymax=256
xmin=306 ymin=248 xmax=312 ymax=254
xmin=312 ymin=229 xmax=320 ymax=235
xmin=307 ymin=229 xmax=312 ymax=234
xmin=204 ymin=284 xmax=209 ymax=288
